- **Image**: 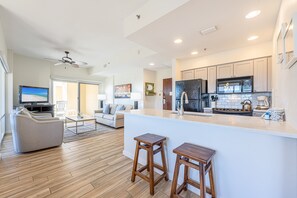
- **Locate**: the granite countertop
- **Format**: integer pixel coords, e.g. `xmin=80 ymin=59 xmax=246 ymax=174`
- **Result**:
xmin=126 ymin=109 xmax=297 ymax=139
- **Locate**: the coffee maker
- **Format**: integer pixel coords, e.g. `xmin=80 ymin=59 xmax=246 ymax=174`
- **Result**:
xmin=256 ymin=96 xmax=269 ymax=110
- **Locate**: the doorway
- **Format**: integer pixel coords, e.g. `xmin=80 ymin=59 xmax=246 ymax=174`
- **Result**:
xmin=163 ymin=78 xmax=172 ymax=110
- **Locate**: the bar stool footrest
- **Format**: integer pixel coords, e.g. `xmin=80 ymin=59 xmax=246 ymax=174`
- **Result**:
xmin=135 ymin=171 xmax=150 ymax=182
xmin=187 ymin=178 xmax=213 ymax=195
xmin=138 ymin=165 xmax=148 ymax=173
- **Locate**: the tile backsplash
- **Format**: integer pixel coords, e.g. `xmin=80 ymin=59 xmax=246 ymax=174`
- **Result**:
xmin=209 ymin=93 xmax=272 ymax=109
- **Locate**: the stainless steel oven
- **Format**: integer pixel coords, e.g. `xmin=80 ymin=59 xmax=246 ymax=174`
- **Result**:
xmin=217 ymin=76 xmax=253 ymax=94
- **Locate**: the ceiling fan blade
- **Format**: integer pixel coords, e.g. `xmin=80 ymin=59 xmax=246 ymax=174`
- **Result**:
xmin=54 ymin=62 xmax=64 ymax=66
xmin=44 ymin=58 xmax=59 ymax=62
xmin=72 ymin=64 xmax=80 ymax=68
xmin=74 ymin=61 xmax=88 ymax=66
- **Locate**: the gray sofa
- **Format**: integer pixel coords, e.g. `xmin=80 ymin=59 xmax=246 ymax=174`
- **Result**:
xmin=94 ymin=104 xmax=133 ymax=128
xmin=10 ymin=108 xmax=64 ymax=153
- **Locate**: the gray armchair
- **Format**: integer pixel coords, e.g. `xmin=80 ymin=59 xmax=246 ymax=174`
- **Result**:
xmin=10 ymin=110 xmax=64 ymax=153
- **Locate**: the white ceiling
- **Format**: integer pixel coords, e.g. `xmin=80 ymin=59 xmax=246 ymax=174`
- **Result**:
xmin=127 ymin=0 xmax=282 ymax=60
xmin=0 ymin=0 xmax=152 ymax=71
xmin=0 ymin=0 xmax=281 ymax=76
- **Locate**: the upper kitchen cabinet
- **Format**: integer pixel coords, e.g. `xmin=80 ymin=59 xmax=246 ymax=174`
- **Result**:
xmin=207 ymin=66 xmax=217 ymax=93
xmin=217 ymin=63 xmax=234 ymax=79
xmin=181 ymin=70 xmax=195 ymax=80
xmin=233 ymin=60 xmax=254 ymax=77
xmin=254 ymin=58 xmax=268 ymax=92
xmin=194 ymin=68 xmax=208 ymax=80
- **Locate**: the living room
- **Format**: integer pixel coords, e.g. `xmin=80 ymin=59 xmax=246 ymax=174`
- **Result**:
xmin=1 ymin=0 xmax=297 ymax=197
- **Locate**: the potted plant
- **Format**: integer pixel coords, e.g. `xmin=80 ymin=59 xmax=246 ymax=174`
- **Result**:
xmin=210 ymin=95 xmax=218 ymax=108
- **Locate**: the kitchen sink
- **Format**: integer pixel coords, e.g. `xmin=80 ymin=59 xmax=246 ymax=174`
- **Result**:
xmin=171 ymin=111 xmax=213 ymax=117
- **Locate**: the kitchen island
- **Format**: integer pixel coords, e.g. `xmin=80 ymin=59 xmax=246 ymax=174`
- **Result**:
xmin=123 ymin=109 xmax=297 ymax=198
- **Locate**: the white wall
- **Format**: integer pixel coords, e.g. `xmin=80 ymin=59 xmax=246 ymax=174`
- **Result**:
xmin=13 ymin=53 xmax=105 ymax=106
xmin=103 ymin=67 xmax=172 ymax=109
xmin=104 ymin=67 xmax=144 ymax=108
xmin=272 ymin=0 xmax=297 ymax=129
xmin=13 ymin=54 xmax=51 ymax=105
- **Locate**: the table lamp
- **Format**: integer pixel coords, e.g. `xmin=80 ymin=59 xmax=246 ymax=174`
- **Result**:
xmin=131 ymin=92 xmax=142 ymax=109
xmin=97 ymin=94 xmax=107 ymax=108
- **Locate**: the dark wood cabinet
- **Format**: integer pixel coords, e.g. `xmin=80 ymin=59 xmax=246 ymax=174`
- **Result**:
xmin=23 ymin=104 xmax=55 ymax=117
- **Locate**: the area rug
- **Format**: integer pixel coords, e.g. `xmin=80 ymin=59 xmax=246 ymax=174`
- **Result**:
xmin=63 ymin=123 xmax=116 ymax=143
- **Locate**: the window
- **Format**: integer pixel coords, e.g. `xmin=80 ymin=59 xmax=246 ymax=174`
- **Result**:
xmin=0 ymin=59 xmax=6 ymax=142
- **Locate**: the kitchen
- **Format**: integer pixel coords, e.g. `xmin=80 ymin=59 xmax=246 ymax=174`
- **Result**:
xmin=123 ymin=0 xmax=297 ymax=197
xmin=124 ymin=31 xmax=296 ymax=198
xmin=178 ymin=56 xmax=275 ymax=119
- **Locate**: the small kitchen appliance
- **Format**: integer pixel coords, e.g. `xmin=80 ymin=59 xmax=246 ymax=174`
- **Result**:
xmin=256 ymin=96 xmax=269 ymax=110
xmin=241 ymin=99 xmax=252 ymax=111
xmin=217 ymin=76 xmax=253 ymax=94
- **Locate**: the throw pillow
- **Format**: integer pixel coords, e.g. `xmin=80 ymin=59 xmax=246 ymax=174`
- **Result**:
xmin=125 ymin=105 xmax=133 ymax=111
xmin=110 ymin=105 xmax=118 ymax=115
xmin=115 ymin=105 xmax=125 ymax=112
xmin=103 ymin=104 xmax=110 ymax=114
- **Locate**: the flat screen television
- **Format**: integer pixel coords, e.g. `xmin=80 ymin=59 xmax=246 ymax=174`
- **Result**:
xmin=19 ymin=85 xmax=49 ymax=104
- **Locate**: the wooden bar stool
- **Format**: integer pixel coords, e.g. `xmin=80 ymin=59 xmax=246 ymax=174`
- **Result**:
xmin=171 ymin=143 xmax=216 ymax=198
xmin=131 ymin=133 xmax=169 ymax=195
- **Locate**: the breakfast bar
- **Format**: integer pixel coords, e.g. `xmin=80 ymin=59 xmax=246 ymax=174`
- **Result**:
xmin=123 ymin=109 xmax=297 ymax=198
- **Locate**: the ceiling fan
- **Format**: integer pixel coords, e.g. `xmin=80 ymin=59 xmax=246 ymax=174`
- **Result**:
xmin=46 ymin=51 xmax=88 ymax=68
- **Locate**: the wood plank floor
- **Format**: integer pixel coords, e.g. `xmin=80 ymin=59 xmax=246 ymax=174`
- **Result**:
xmin=0 ymin=129 xmax=198 ymax=198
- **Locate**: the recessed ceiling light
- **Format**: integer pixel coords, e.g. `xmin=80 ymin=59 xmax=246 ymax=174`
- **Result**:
xmin=245 ymin=10 xmax=261 ymax=19
xmin=174 ymin=39 xmax=183 ymax=44
xmin=149 ymin=62 xmax=155 ymax=66
xmin=247 ymin=35 xmax=259 ymax=41
xmin=191 ymin=51 xmax=198 ymax=55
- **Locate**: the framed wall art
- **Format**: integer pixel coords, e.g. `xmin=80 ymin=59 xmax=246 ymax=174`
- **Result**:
xmin=114 ymin=83 xmax=132 ymax=98
xmin=145 ymin=82 xmax=156 ymax=96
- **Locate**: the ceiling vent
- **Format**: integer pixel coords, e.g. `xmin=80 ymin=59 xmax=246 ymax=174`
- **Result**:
xmin=200 ymin=26 xmax=217 ymax=36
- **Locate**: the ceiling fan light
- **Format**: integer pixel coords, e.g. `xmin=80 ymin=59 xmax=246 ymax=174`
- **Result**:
xmin=245 ymin=10 xmax=261 ymax=19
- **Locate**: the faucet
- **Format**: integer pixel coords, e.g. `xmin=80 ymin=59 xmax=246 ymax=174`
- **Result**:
xmin=177 ymin=91 xmax=189 ymax=115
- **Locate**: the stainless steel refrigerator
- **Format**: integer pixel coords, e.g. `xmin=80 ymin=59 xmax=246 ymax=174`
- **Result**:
xmin=175 ymin=79 xmax=208 ymax=112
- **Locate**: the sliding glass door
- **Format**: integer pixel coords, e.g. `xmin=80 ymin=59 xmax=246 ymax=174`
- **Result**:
xmin=0 ymin=61 xmax=6 ymax=142
xmin=53 ymin=81 xmax=78 ymax=118
xmin=52 ymin=80 xmax=99 ymax=118
xmin=79 ymin=83 xmax=99 ymax=116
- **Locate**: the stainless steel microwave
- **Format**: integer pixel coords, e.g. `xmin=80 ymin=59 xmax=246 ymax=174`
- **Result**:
xmin=217 ymin=76 xmax=253 ymax=94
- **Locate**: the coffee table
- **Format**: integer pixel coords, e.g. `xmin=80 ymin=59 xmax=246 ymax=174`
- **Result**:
xmin=65 ymin=115 xmax=97 ymax=134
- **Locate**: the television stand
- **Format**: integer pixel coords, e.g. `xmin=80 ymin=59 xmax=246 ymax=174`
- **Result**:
xmin=23 ymin=104 xmax=55 ymax=117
